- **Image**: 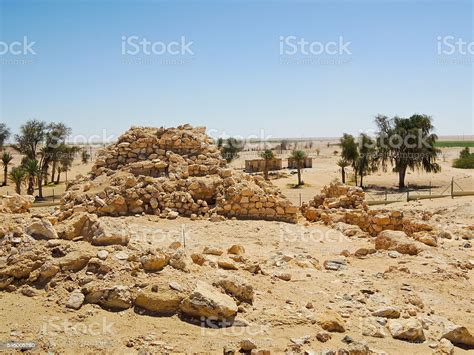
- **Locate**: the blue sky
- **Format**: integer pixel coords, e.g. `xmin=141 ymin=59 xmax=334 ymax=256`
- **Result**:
xmin=0 ymin=0 xmax=472 ymax=141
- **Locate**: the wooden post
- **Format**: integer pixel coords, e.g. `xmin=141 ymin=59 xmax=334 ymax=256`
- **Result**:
xmin=451 ymin=177 xmax=454 ymax=199
xmin=429 ymin=181 xmax=431 ymax=199
xmin=299 ymin=193 xmax=302 ymax=207
xmin=407 ymin=184 xmax=410 ymax=202
xmin=52 ymin=188 xmax=55 ymax=203
xmin=385 ymin=191 xmax=387 ymax=201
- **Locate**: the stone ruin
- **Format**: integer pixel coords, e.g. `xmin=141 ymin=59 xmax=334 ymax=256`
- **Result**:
xmin=60 ymin=125 xmax=298 ymax=223
xmin=301 ymin=182 xmax=432 ymax=237
xmin=0 ymin=194 xmax=35 ymax=214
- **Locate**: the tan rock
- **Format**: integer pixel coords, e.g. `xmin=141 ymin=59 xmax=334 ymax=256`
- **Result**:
xmin=375 ymin=230 xmax=422 ymax=255
xmin=388 ymin=319 xmax=425 ymax=342
xmin=215 ymin=274 xmax=254 ymax=304
xmin=180 ymin=281 xmax=238 ymax=321
xmin=135 ymin=285 xmax=183 ymax=314
xmin=318 ymin=310 xmax=346 ymax=332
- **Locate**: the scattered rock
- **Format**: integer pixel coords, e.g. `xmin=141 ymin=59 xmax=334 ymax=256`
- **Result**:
xmin=25 ymin=219 xmax=58 ymax=240
xmin=388 ymin=319 xmax=425 ymax=342
xmin=318 ymin=310 xmax=346 ymax=332
xmin=372 ymin=307 xmax=400 ymax=319
xmin=203 ymin=246 xmax=224 ymax=256
xmin=240 ymin=339 xmax=257 ymax=351
xmin=180 ymin=281 xmax=238 ymax=321
xmin=135 ymin=285 xmax=183 ymax=314
xmin=324 ymin=259 xmax=346 ymax=271
xmin=97 ymin=250 xmax=109 ymax=260
xmin=228 ymin=244 xmax=245 ymax=255
xmin=375 ymin=230 xmax=422 ymax=255
xmin=66 ymin=291 xmax=85 ymax=310
xmin=441 ymin=321 xmax=474 ymax=348
xmin=141 ymin=251 xmax=169 ymax=271
xmin=215 ymin=274 xmax=254 ymax=304
xmin=316 ymin=331 xmax=332 ymax=342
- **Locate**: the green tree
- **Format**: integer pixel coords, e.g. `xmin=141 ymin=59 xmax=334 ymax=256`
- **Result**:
xmin=357 ymin=133 xmax=378 ymax=188
xmin=290 ymin=150 xmax=307 ymax=186
xmin=9 ymin=166 xmax=26 ymax=195
xmin=340 ymin=133 xmax=360 ymax=185
xmin=56 ymin=145 xmax=80 ymax=183
xmin=0 ymin=123 xmax=11 ymax=148
xmin=23 ymin=159 xmax=41 ymax=195
xmin=44 ymin=123 xmax=72 ymax=183
xmin=260 ymin=149 xmax=274 ymax=180
xmin=81 ymin=149 xmax=91 ymax=164
xmin=375 ymin=114 xmax=440 ymax=189
xmin=459 ymin=147 xmax=470 ymax=159
xmin=337 ymin=159 xmax=350 ymax=184
xmin=220 ymin=138 xmax=243 ymax=163
xmin=1 ymin=151 xmax=13 ymax=186
xmin=13 ymin=120 xmax=47 ymax=160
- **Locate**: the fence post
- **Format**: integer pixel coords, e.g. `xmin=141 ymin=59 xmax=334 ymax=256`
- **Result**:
xmin=52 ymin=188 xmax=55 ymax=203
xmin=299 ymin=193 xmax=302 ymax=207
xmin=451 ymin=178 xmax=454 ymax=199
xmin=385 ymin=191 xmax=387 ymax=201
xmin=429 ymin=181 xmax=431 ymax=199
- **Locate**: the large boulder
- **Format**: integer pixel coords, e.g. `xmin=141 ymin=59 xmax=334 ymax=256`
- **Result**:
xmin=140 ymin=250 xmax=170 ymax=271
xmin=441 ymin=321 xmax=474 ymax=348
xmin=55 ymin=213 xmax=98 ymax=240
xmin=91 ymin=218 xmax=130 ymax=246
xmin=388 ymin=319 xmax=425 ymax=342
xmin=59 ymin=251 xmax=94 ymax=272
xmin=214 ymin=274 xmax=254 ymax=304
xmin=25 ymin=219 xmax=58 ymax=240
xmin=82 ymin=283 xmax=133 ymax=310
xmin=375 ymin=230 xmax=422 ymax=255
xmin=180 ymin=281 xmax=238 ymax=321
xmin=135 ymin=285 xmax=183 ymax=314
xmin=318 ymin=310 xmax=346 ymax=332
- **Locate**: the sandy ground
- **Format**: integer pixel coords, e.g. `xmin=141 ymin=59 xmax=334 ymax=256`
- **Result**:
xmin=0 ymin=141 xmax=472 ymax=354
xmin=0 ymin=196 xmax=473 ymax=353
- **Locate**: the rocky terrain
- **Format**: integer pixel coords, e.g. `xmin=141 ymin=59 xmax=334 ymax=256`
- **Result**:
xmin=0 ymin=125 xmax=473 ymax=354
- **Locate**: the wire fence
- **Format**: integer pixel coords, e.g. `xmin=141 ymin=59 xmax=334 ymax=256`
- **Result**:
xmin=364 ymin=176 xmax=474 ymax=205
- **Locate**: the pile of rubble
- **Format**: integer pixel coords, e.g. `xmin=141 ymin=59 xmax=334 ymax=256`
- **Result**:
xmin=60 ymin=125 xmax=298 ymax=223
xmin=0 ymin=194 xmax=35 ymax=214
xmin=0 ymin=214 xmax=252 ymax=323
xmin=301 ymin=182 xmax=432 ymax=236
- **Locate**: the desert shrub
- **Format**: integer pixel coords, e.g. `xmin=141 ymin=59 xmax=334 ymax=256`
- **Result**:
xmin=453 ymin=153 xmax=474 ymax=169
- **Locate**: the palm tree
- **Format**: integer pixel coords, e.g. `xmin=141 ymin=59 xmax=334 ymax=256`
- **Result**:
xmin=9 ymin=166 xmax=26 ymax=194
xmin=260 ymin=149 xmax=275 ymax=180
xmin=337 ymin=159 xmax=350 ymax=184
xmin=56 ymin=145 xmax=79 ymax=184
xmin=1 ymin=151 xmax=13 ymax=186
xmin=23 ymin=159 xmax=40 ymax=195
xmin=340 ymin=133 xmax=360 ymax=185
xmin=291 ymin=150 xmax=307 ymax=186
xmin=81 ymin=149 xmax=91 ymax=164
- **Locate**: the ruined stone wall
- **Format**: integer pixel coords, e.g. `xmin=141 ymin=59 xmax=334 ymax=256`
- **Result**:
xmin=61 ymin=125 xmax=298 ymax=223
xmin=301 ymin=182 xmax=432 ymax=236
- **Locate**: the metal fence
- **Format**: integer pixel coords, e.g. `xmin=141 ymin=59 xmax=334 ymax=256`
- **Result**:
xmin=364 ymin=176 xmax=474 ymax=205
